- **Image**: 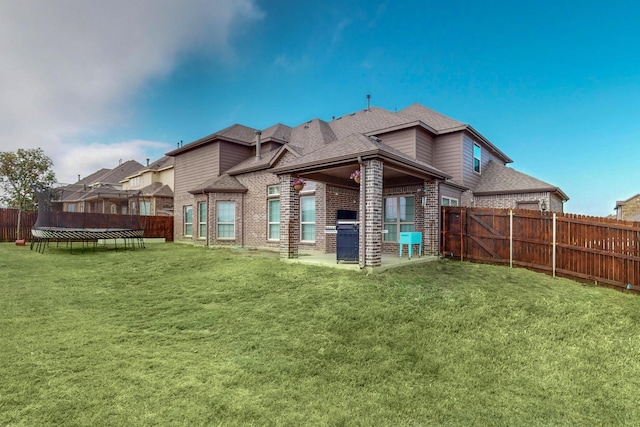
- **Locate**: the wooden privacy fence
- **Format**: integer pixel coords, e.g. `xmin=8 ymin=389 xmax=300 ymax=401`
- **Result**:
xmin=441 ymin=207 xmax=640 ymax=292
xmin=0 ymin=208 xmax=173 ymax=242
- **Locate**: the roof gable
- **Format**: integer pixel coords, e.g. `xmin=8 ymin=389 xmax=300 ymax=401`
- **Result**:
xmin=189 ymin=173 xmax=248 ymax=194
xmin=474 ymin=161 xmax=568 ymax=200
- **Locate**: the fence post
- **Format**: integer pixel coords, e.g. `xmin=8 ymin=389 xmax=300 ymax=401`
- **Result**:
xmin=552 ymin=213 xmax=557 ymax=278
xmin=509 ymin=209 xmax=513 ymax=268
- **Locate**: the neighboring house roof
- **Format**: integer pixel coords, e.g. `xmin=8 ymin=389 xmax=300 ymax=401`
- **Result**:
xmin=122 ymin=156 xmax=175 ymax=182
xmin=615 ymin=193 xmax=640 ymax=209
xmin=474 ymin=161 xmax=569 ymax=201
xmin=189 ymin=174 xmax=248 ymax=194
xmin=140 ymin=182 xmax=173 ymax=197
xmin=77 ymin=168 xmax=110 ymax=185
xmin=87 ymin=160 xmax=144 ymax=186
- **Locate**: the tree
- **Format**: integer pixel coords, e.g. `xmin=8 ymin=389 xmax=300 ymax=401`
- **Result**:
xmin=0 ymin=148 xmax=57 ymax=238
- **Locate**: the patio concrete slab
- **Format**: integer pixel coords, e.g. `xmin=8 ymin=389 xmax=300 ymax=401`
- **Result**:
xmin=283 ymin=251 xmax=439 ymax=273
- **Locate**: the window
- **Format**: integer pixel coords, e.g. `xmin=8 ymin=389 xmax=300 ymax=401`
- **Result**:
xmin=442 ymin=197 xmax=459 ymax=207
xmin=68 ymin=204 xmax=76 ymax=212
xmin=268 ymin=184 xmax=281 ymax=196
xmin=129 ymin=177 xmax=141 ymax=188
xmin=383 ymin=196 xmax=415 ymax=242
xmin=140 ymin=201 xmax=150 ymax=216
xmin=111 ymin=205 xmax=117 ymax=214
xmin=300 ymin=196 xmax=316 ymax=242
xmin=198 ymin=202 xmax=207 ymax=239
xmin=217 ymin=201 xmax=235 ymax=239
xmin=268 ymin=199 xmax=280 ymax=241
xmin=184 ymin=206 xmax=193 ymax=237
xmin=473 ymin=143 xmax=481 ymax=173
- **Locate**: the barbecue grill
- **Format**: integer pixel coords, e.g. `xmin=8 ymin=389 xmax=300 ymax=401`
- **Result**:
xmin=336 ymin=210 xmax=359 ymax=263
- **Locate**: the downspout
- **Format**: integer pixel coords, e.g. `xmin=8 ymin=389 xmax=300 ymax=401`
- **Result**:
xmin=358 ymin=156 xmax=365 ymax=269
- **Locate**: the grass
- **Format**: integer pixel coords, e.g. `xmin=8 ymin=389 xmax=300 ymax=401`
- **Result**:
xmin=2 ymin=242 xmax=640 ymax=426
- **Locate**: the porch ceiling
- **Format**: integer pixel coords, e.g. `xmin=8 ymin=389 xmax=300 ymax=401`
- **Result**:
xmin=296 ymin=163 xmax=428 ymax=189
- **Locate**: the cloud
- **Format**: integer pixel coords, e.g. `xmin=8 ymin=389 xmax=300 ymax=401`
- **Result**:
xmin=0 ymin=0 xmax=263 ymax=183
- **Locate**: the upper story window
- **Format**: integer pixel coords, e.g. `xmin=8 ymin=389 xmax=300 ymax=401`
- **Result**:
xmin=473 ymin=143 xmax=481 ymax=173
xmin=130 ymin=177 xmax=141 ymax=188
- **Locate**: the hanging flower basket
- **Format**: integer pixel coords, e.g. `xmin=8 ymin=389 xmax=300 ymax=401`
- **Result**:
xmin=292 ymin=178 xmax=306 ymax=191
xmin=350 ymin=169 xmax=361 ymax=184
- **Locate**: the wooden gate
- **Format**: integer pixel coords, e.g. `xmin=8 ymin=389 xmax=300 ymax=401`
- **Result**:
xmin=441 ymin=206 xmax=640 ymax=292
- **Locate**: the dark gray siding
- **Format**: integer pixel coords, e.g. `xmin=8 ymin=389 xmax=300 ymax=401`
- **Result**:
xmin=219 ymin=141 xmax=253 ymax=173
xmin=174 ymin=144 xmax=220 ymax=197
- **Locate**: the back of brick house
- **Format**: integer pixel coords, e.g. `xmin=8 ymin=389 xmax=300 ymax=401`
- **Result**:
xmin=166 ymin=102 xmax=568 ymax=268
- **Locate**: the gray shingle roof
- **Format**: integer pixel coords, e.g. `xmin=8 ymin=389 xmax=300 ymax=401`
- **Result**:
xmin=272 ymin=133 xmax=450 ymax=179
xmin=474 ymin=161 xmax=568 ymax=200
xmin=140 ymin=182 xmax=173 ymax=197
xmin=397 ymin=103 xmax=466 ymax=131
xmin=189 ymin=174 xmax=247 ymax=194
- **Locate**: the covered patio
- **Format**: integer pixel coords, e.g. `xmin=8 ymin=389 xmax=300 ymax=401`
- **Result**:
xmin=272 ymin=134 xmax=450 ymax=269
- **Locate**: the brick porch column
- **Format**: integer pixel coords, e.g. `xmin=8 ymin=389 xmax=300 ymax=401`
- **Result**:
xmin=360 ymin=159 xmax=383 ymax=268
xmin=423 ymin=180 xmax=440 ymax=256
xmin=280 ymin=174 xmax=300 ymax=259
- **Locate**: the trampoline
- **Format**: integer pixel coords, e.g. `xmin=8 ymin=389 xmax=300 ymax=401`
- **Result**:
xmin=31 ymin=186 xmax=145 ymax=253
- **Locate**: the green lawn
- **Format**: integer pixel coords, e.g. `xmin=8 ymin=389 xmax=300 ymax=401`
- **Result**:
xmin=2 ymin=242 xmax=640 ymax=426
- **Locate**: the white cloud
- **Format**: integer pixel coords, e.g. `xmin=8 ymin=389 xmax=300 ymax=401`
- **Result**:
xmin=0 ymin=0 xmax=263 ymax=183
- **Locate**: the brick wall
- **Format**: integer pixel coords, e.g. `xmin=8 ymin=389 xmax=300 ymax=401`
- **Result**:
xmin=362 ymin=160 xmax=383 ymax=267
xmin=325 ymin=185 xmax=359 ymax=253
xmin=279 ymin=174 xmax=300 ymax=258
xmin=423 ymin=180 xmax=439 ymax=255
xmin=472 ymin=191 xmax=562 ymax=213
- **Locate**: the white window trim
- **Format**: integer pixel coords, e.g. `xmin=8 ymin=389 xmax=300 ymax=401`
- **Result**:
xmin=383 ymin=195 xmax=415 ymax=241
xmin=216 ymin=201 xmax=235 ymax=240
xmin=300 ymin=195 xmax=316 ymax=243
xmin=198 ymin=202 xmax=207 ymax=240
xmin=473 ymin=143 xmax=481 ymax=174
xmin=442 ymin=196 xmax=459 ymax=207
xmin=184 ymin=205 xmax=193 ymax=237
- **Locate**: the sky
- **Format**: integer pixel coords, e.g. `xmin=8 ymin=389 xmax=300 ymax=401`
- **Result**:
xmin=1 ymin=0 xmax=639 ymax=216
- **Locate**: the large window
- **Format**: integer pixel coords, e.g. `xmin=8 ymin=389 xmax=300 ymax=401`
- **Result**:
xmin=473 ymin=143 xmax=481 ymax=173
xmin=268 ymin=199 xmax=280 ymax=240
xmin=383 ymin=196 xmax=415 ymax=242
xmin=217 ymin=201 xmax=235 ymax=239
xmin=198 ymin=202 xmax=207 ymax=239
xmin=184 ymin=205 xmax=193 ymax=237
xmin=267 ymin=185 xmax=281 ymax=241
xmin=300 ymin=196 xmax=316 ymax=242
